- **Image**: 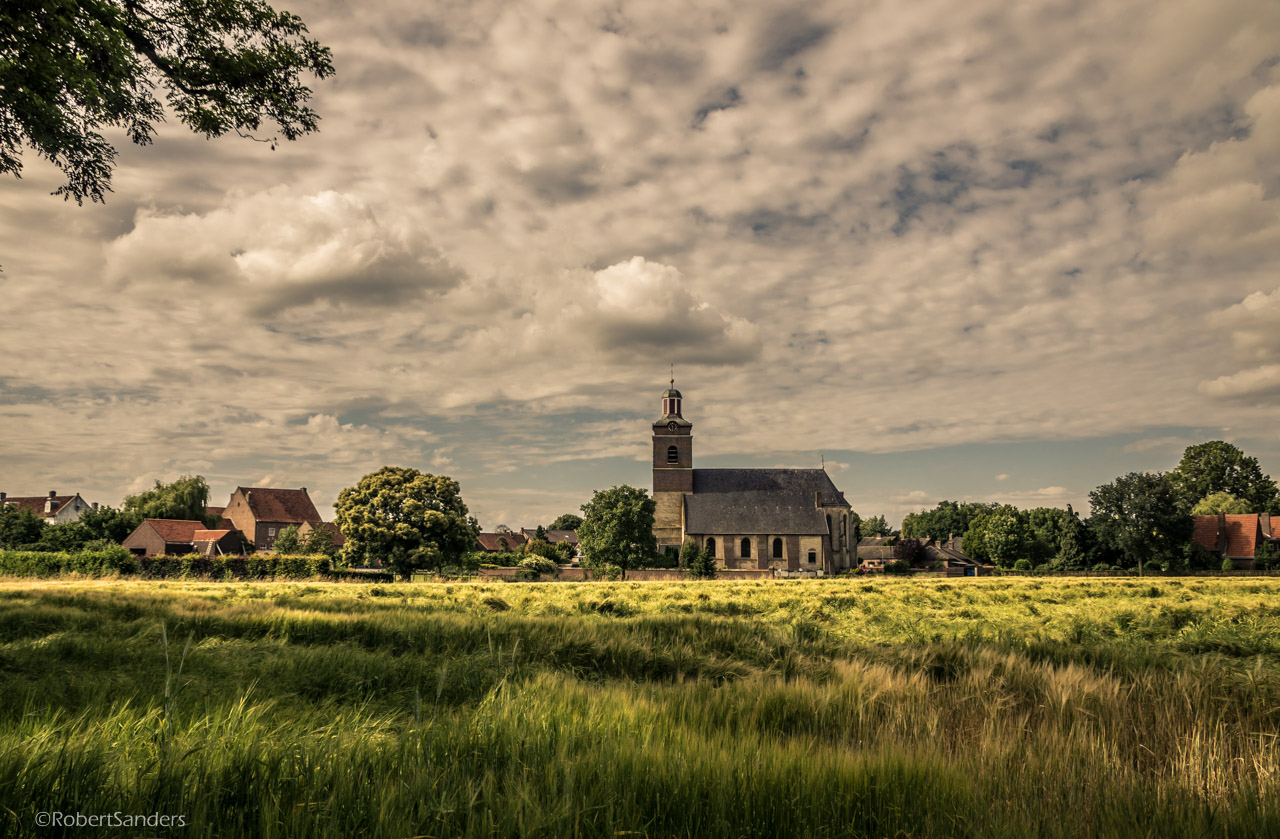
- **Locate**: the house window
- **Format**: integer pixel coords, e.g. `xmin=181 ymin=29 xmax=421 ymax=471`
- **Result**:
xmin=705 ymin=537 xmax=716 ymax=556
xmin=667 ymin=445 xmax=679 ymax=463
xmin=268 ymin=527 xmax=276 ymax=537
xmin=772 ymin=538 xmax=783 ymax=559
xmin=741 ymin=538 xmax=751 ymax=558
xmin=807 ymin=549 xmax=816 ymax=564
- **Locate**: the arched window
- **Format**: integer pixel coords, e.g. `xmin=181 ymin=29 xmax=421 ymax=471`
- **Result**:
xmin=772 ymin=537 xmax=783 ymax=559
xmin=667 ymin=445 xmax=679 ymax=463
xmin=741 ymin=538 xmax=751 ymax=558
xmin=705 ymin=538 xmax=716 ymax=556
xmin=807 ymin=549 xmax=817 ymax=564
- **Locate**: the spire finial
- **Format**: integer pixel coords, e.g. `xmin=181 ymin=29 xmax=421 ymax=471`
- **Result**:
xmin=670 ymin=363 xmax=674 ymax=389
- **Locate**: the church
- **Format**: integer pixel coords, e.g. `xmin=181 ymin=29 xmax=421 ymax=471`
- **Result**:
xmin=651 ymin=383 xmax=855 ymax=574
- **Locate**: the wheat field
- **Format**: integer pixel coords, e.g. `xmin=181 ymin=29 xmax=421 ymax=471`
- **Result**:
xmin=1 ymin=577 xmax=1277 ymax=837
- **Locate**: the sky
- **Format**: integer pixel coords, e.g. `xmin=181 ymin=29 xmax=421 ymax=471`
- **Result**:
xmin=3 ymin=0 xmax=1280 ymax=529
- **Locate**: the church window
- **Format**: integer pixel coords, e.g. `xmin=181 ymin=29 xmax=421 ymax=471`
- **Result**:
xmin=667 ymin=445 xmax=679 ymax=463
xmin=772 ymin=538 xmax=783 ymax=559
xmin=741 ymin=538 xmax=751 ymax=558
xmin=705 ymin=538 xmax=716 ymax=556
xmin=807 ymin=549 xmax=816 ymax=564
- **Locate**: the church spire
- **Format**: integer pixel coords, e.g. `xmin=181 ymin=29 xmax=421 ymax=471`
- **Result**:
xmin=661 ymin=377 xmax=683 ymax=418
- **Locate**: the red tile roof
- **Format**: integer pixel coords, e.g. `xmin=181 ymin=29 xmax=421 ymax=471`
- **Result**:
xmin=144 ymin=519 xmax=205 ymax=542
xmin=1223 ymin=515 xmax=1260 ymax=558
xmin=206 ymin=506 xmax=226 ymax=518
xmin=238 ymin=487 xmax=321 ymax=524
xmin=477 ymin=532 xmax=527 ymax=551
xmin=2 ymin=495 xmax=77 ymax=518
xmin=1190 ymin=516 xmax=1222 ymax=552
xmin=193 ymin=529 xmax=232 ymax=541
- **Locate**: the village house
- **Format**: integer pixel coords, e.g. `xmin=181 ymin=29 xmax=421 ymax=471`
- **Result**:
xmin=1 ymin=491 xmax=97 ymax=524
xmin=1192 ymin=512 xmax=1280 ymax=569
xmin=221 ymin=487 xmax=324 ymax=551
xmin=650 ymin=383 xmax=856 ymax=574
xmin=122 ymin=519 xmax=206 ymax=557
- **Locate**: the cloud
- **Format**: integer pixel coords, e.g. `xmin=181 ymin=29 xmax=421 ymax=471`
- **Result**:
xmin=1199 ymin=365 xmax=1280 ymax=400
xmin=104 ymin=188 xmax=462 ymax=315
xmin=995 ymin=473 xmax=1009 ymax=481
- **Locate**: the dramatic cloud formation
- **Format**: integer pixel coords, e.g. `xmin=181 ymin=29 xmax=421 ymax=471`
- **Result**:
xmin=2 ymin=0 xmax=1279 ymax=527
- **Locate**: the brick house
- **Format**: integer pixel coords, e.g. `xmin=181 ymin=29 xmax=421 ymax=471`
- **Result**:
xmin=298 ymin=520 xmax=345 ymax=549
xmin=1191 ymin=512 xmax=1280 ymax=568
xmin=220 ymin=487 xmax=324 ymax=551
xmin=476 ymin=531 xmax=528 ymax=552
xmin=122 ymin=519 xmax=206 ymax=557
xmin=1 ymin=490 xmax=97 ymax=524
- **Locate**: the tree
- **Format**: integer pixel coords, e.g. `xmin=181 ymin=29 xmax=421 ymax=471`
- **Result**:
xmin=77 ymin=505 xmax=143 ymax=543
xmin=301 ymin=525 xmax=338 ymax=558
xmin=893 ymin=537 xmax=928 ymax=567
xmin=334 ymin=466 xmax=479 ymax=580
xmin=682 ymin=538 xmax=716 ymax=579
xmin=123 ymin=475 xmax=217 ymax=524
xmin=1171 ymin=442 xmax=1280 ymax=514
xmin=1255 ymin=540 xmax=1280 ymax=571
xmin=1088 ymin=472 xmax=1193 ymax=575
xmin=0 ymin=505 xmax=47 ymax=548
xmin=1190 ymin=491 xmax=1252 ymax=515
xmin=984 ymin=511 xmax=1028 ymax=568
xmin=577 ymin=485 xmax=657 ymax=581
xmin=2 ymin=0 xmax=334 ymax=204
xmin=548 ymin=514 xmax=583 ymax=532
xmin=272 ymin=524 xmax=300 ymax=554
xmin=900 ymin=501 xmax=997 ymax=541
xmin=859 ymin=514 xmax=892 ymax=537
xmin=1054 ymin=505 xmax=1088 ymax=570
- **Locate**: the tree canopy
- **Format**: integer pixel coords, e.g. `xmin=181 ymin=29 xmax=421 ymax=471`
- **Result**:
xmin=122 ymin=475 xmax=217 ymax=525
xmin=334 ymin=466 xmax=479 ymax=579
xmin=1 ymin=0 xmax=333 ymax=203
xmin=577 ymin=485 xmax=657 ymax=580
xmin=1190 ymin=491 xmax=1252 ymax=516
xmin=900 ymin=501 xmax=997 ymax=541
xmin=547 ymin=513 xmax=583 ymax=532
xmin=1088 ymin=472 xmax=1192 ymax=574
xmin=1171 ymin=441 xmax=1280 ymax=514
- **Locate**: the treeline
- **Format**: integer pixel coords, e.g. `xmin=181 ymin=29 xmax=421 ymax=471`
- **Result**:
xmin=899 ymin=441 xmax=1280 ymax=572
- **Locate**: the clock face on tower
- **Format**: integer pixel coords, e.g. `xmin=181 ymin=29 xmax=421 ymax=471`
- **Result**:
xmin=667 ymin=421 xmax=678 ymax=431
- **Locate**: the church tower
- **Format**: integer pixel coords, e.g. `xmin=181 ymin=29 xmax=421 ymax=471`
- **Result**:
xmin=652 ymin=380 xmax=692 ymax=551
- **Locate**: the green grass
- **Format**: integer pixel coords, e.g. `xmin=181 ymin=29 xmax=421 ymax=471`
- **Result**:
xmin=1 ymin=577 xmax=1278 ymax=837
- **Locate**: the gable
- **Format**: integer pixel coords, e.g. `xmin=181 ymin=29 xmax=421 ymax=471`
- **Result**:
xmin=238 ymin=487 xmax=322 ymax=524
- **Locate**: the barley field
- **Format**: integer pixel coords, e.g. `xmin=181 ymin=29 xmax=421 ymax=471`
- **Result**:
xmin=1 ymin=577 xmax=1278 ymax=837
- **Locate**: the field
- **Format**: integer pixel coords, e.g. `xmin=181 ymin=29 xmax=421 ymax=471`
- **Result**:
xmin=1 ymin=577 xmax=1278 ymax=838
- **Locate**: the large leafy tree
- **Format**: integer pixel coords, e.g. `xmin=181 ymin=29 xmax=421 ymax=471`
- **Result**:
xmin=547 ymin=513 xmax=583 ymax=532
xmin=577 ymin=485 xmax=657 ymax=580
xmin=1 ymin=0 xmax=333 ymax=204
xmin=123 ymin=475 xmax=217 ymax=525
xmin=1171 ymin=441 xmax=1280 ymax=514
xmin=1088 ymin=472 xmax=1193 ymax=574
xmin=334 ymin=466 xmax=479 ymax=580
xmin=77 ymin=504 xmax=143 ymax=543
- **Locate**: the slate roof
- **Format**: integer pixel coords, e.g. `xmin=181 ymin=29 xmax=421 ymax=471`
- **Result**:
xmin=857 ymin=546 xmax=896 ymax=561
xmin=691 ymin=468 xmax=849 ymax=506
xmin=238 ymin=487 xmax=321 ymax=524
xmin=143 ymin=519 xmax=205 ymax=543
xmin=520 ymin=528 xmax=578 ymax=545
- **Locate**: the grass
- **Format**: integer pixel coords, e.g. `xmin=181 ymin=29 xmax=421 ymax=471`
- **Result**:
xmin=0 ymin=577 xmax=1278 ymax=837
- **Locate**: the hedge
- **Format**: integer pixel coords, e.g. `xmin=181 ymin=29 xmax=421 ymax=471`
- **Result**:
xmin=0 ymin=549 xmax=338 ymax=580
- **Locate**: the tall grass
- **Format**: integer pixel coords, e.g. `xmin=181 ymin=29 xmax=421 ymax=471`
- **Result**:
xmin=0 ymin=578 xmax=1278 ymax=837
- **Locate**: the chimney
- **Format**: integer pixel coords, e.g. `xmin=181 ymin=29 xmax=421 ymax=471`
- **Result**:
xmin=92 ymin=502 xmax=99 ymax=511
xmin=49 ymin=490 xmax=57 ymax=498
xmin=300 ymin=487 xmax=307 ymax=494
xmin=0 ymin=492 xmax=5 ymax=502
